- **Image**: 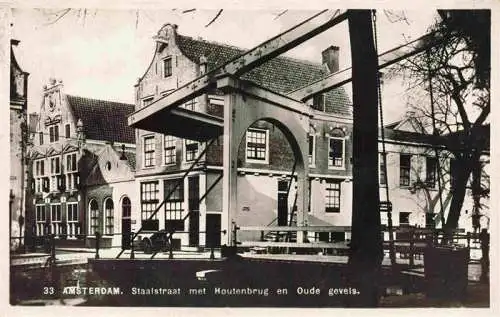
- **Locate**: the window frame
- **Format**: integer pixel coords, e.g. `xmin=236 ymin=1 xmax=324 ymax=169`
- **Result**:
xmin=49 ymin=125 xmax=59 ymax=143
xmin=399 ymin=211 xmax=411 ymax=226
xmin=308 ymin=134 xmax=316 ymax=167
xmin=140 ymin=181 xmax=159 ymax=220
xmin=104 ymin=198 xmax=114 ymax=235
xmin=328 ymin=137 xmax=345 ymax=169
xmin=426 ymin=156 xmax=437 ymax=188
xmin=184 ymin=139 xmax=199 ymax=163
xmin=245 ymin=128 xmax=269 ymax=164
xmin=35 ymin=204 xmax=46 ymax=236
xmin=163 ymin=57 xmax=173 ymax=78
xmin=379 ymin=153 xmax=387 ymax=186
xmin=142 ymin=96 xmax=154 ymax=108
xmin=89 ymin=199 xmax=100 ymax=236
xmin=163 ymin=135 xmax=177 ymax=166
xmin=65 ymin=124 xmax=70 ymax=139
xmin=312 ymin=93 xmax=325 ymax=111
xmin=164 ymin=178 xmax=185 ymax=221
xmin=67 ymin=202 xmax=78 ymax=222
xmin=324 ymin=179 xmax=341 ymax=213
xmin=143 ymin=135 xmax=156 ymax=168
xmin=399 ymin=154 xmax=412 ymax=187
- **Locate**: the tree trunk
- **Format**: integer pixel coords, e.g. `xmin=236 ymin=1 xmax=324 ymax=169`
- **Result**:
xmin=444 ymin=161 xmax=472 ymax=240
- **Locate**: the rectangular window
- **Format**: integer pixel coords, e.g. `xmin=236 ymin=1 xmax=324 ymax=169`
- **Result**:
xmin=308 ymin=134 xmax=315 ymax=166
xmin=426 ymin=157 xmax=437 ymax=188
xmin=328 ymin=138 xmax=344 ymax=168
xmin=312 ymin=94 xmax=325 ymax=111
xmin=163 ymin=57 xmax=172 ymax=78
xmin=51 ymin=204 xmax=62 ymax=221
xmin=143 ymin=136 xmax=155 ymax=167
xmin=67 ymin=203 xmax=78 ymax=222
xmin=66 ymin=153 xmax=77 ymax=172
xmin=49 ymin=125 xmax=59 ymax=143
xmin=140 ymin=181 xmax=159 ymax=220
xmin=50 ymin=204 xmax=62 ymax=235
xmin=164 ymin=135 xmax=176 ymax=165
xmin=142 ymin=97 xmax=154 ymax=107
xmin=164 ymin=179 xmax=185 ymax=220
xmin=89 ymin=203 xmax=100 ymax=236
xmin=67 ymin=203 xmax=79 ymax=237
xmin=50 ymin=157 xmax=60 ymax=174
xmin=35 ymin=160 xmax=45 ymax=176
xmin=400 ymin=154 xmax=411 ymax=186
xmin=399 ymin=212 xmax=411 ymax=226
xmin=39 ymin=132 xmax=44 ymax=145
xmin=380 ymin=153 xmax=387 ymax=185
xmin=325 ymin=180 xmax=341 ymax=213
xmin=246 ymin=128 xmax=268 ymax=162
xmin=65 ymin=124 xmax=70 ymax=139
xmin=104 ymin=200 xmax=114 ymax=235
xmin=185 ymin=139 xmax=199 ymax=162
xmin=35 ymin=205 xmax=46 ymax=236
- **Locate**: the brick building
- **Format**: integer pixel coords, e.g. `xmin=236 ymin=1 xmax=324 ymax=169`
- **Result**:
xmin=132 ymin=24 xmax=354 ymax=249
xmin=26 ymin=79 xmax=136 ymax=248
xmin=10 ymin=39 xmax=29 ymax=251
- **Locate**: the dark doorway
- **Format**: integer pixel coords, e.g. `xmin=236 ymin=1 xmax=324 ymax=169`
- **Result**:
xmin=277 ymin=179 xmax=289 ymax=226
xmin=121 ymin=197 xmax=131 ymax=249
xmin=188 ymin=176 xmax=200 ymax=247
xmin=206 ymin=213 xmax=221 ymax=248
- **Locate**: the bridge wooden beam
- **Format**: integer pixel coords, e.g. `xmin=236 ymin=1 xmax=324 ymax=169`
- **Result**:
xmin=288 ymin=32 xmax=443 ymax=101
xmin=129 ymin=10 xmax=347 ymax=131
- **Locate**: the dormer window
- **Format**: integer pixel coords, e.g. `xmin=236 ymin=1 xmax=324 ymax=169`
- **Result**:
xmin=163 ymin=57 xmax=172 ymax=78
xmin=312 ymin=94 xmax=325 ymax=111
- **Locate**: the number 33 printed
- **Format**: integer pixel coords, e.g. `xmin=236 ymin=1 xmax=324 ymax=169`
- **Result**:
xmin=43 ymin=286 xmax=55 ymax=295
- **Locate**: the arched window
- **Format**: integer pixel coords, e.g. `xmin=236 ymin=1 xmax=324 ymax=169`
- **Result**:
xmin=104 ymin=198 xmax=114 ymax=235
xmin=89 ymin=199 xmax=99 ymax=235
xmin=122 ymin=197 xmax=131 ymax=218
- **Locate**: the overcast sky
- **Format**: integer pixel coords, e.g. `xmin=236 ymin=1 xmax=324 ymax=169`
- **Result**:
xmin=11 ymin=8 xmax=438 ymax=123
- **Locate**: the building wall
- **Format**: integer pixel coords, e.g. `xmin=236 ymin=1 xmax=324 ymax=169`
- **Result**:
xmin=379 ymin=139 xmax=490 ymax=232
xmin=10 ymin=41 xmax=29 ymax=251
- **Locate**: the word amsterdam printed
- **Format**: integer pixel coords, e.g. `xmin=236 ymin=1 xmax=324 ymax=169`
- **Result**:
xmin=9 ymin=7 xmax=491 ymax=308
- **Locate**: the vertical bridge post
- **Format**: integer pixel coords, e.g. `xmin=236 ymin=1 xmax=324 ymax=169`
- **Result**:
xmin=347 ymin=10 xmax=383 ymax=307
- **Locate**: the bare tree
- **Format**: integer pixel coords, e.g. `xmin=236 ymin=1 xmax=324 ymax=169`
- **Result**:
xmin=390 ymin=10 xmax=490 ymax=234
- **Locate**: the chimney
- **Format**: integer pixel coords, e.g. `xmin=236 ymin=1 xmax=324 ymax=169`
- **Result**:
xmin=322 ymin=46 xmax=339 ymax=73
xmin=200 ymin=55 xmax=208 ymax=75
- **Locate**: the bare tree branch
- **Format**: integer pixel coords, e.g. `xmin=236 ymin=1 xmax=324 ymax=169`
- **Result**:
xmin=274 ymin=10 xmax=288 ymax=20
xmin=205 ymin=9 xmax=223 ymax=28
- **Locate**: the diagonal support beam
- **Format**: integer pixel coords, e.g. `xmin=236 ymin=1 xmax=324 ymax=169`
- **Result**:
xmin=129 ymin=10 xmax=347 ymax=129
xmin=116 ymin=138 xmax=216 ymax=259
xmin=288 ymin=31 xmax=444 ymax=101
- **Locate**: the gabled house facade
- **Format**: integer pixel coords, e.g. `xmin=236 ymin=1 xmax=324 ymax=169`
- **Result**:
xmin=133 ymin=24 xmax=354 ymax=248
xmin=26 ymin=79 xmax=136 ymax=248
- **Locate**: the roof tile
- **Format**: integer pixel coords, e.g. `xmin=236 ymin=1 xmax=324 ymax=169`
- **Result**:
xmin=66 ymin=95 xmax=135 ymax=144
xmin=176 ymin=35 xmax=351 ymax=116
